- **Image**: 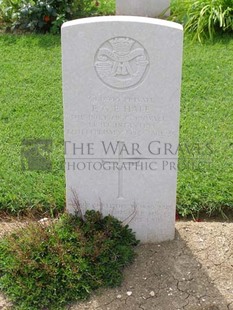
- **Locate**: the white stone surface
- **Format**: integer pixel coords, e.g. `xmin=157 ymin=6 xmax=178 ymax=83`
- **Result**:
xmin=116 ymin=0 xmax=170 ymax=17
xmin=62 ymin=16 xmax=183 ymax=243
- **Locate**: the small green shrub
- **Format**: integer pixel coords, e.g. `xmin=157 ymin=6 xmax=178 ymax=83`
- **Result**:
xmin=0 ymin=211 xmax=139 ymax=309
xmin=0 ymin=0 xmax=96 ymax=33
xmin=0 ymin=0 xmax=115 ymax=33
xmin=10 ymin=0 xmax=94 ymax=33
xmin=170 ymin=0 xmax=233 ymax=42
xmin=0 ymin=0 xmax=21 ymax=23
xmin=94 ymin=0 xmax=115 ymax=16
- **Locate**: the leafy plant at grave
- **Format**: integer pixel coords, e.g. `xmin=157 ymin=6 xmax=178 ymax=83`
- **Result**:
xmin=0 ymin=0 xmax=115 ymax=33
xmin=0 ymin=0 xmax=96 ymax=34
xmin=93 ymin=0 xmax=115 ymax=16
xmin=13 ymin=0 xmax=92 ymax=34
xmin=0 ymin=0 xmax=21 ymax=24
xmin=0 ymin=210 xmax=139 ymax=310
xmin=170 ymin=0 xmax=233 ymax=42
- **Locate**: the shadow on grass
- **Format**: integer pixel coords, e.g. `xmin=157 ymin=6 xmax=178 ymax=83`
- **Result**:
xmin=183 ymin=31 xmax=233 ymax=47
xmin=205 ymin=32 xmax=233 ymax=46
xmin=0 ymin=33 xmax=61 ymax=49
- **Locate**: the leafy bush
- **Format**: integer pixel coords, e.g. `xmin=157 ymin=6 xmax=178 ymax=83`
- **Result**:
xmin=0 ymin=0 xmax=97 ymax=33
xmin=0 ymin=0 xmax=21 ymax=23
xmin=0 ymin=210 xmax=138 ymax=309
xmin=0 ymin=0 xmax=115 ymax=33
xmin=94 ymin=0 xmax=115 ymax=16
xmin=170 ymin=0 xmax=233 ymax=42
xmin=13 ymin=0 xmax=91 ymax=33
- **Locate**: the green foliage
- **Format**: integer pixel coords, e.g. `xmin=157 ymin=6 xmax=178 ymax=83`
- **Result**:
xmin=94 ymin=0 xmax=115 ymax=16
xmin=170 ymin=0 xmax=233 ymax=42
xmin=0 ymin=0 xmax=21 ymax=23
xmin=0 ymin=0 xmax=115 ymax=33
xmin=13 ymin=0 xmax=95 ymax=34
xmin=0 ymin=211 xmax=139 ymax=309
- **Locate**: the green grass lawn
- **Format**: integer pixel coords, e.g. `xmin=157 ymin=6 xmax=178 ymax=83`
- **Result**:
xmin=178 ymin=35 xmax=233 ymax=216
xmin=0 ymin=35 xmax=64 ymax=215
xmin=0 ymin=33 xmax=232 ymax=217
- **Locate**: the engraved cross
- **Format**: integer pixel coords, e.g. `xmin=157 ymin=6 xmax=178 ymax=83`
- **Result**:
xmin=102 ymin=141 xmax=140 ymax=200
xmin=117 ymin=141 xmax=124 ymax=199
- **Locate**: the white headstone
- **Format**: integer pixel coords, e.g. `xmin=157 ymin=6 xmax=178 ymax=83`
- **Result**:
xmin=116 ymin=0 xmax=170 ymax=17
xmin=62 ymin=16 xmax=183 ymax=243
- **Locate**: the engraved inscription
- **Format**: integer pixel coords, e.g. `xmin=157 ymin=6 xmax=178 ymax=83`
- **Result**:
xmin=94 ymin=37 xmax=149 ymax=89
xmin=65 ymin=94 xmax=173 ymax=137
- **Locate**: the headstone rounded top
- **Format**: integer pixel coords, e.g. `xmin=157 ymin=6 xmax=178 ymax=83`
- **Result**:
xmin=62 ymin=16 xmax=183 ymax=32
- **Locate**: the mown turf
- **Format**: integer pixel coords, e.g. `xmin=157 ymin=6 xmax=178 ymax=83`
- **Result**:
xmin=178 ymin=34 xmax=233 ymax=216
xmin=0 ymin=33 xmax=232 ymax=217
xmin=0 ymin=35 xmax=64 ymax=215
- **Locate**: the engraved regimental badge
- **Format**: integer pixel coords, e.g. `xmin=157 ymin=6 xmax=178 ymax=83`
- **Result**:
xmin=94 ymin=37 xmax=149 ymax=90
